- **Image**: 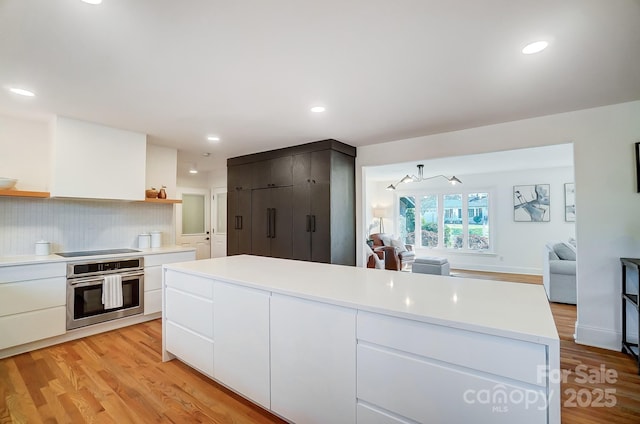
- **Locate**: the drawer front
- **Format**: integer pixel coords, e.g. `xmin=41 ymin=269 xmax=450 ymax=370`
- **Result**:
xmin=0 ymin=307 xmax=66 ymax=350
xmin=357 ymin=403 xmax=413 ymax=424
xmin=165 ymin=321 xmax=214 ymax=378
xmin=0 ymin=277 xmax=66 ymax=317
xmin=145 ymin=251 xmax=195 ymax=267
xmin=357 ymin=344 xmax=546 ymax=424
xmin=164 ymin=270 xmax=213 ymax=299
xmin=144 ymin=289 xmax=162 ymax=315
xmin=0 ymin=262 xmax=66 ymax=283
xmin=165 ymin=287 xmax=213 ymax=338
xmin=145 ymin=266 xmax=162 ymax=291
xmin=357 ymin=311 xmax=546 ymax=386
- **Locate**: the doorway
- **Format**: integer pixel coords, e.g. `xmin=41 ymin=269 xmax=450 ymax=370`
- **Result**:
xmin=212 ymin=187 xmax=227 ymax=257
xmin=176 ymin=187 xmax=211 ymax=260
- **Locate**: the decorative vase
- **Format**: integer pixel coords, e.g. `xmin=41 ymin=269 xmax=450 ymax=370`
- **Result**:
xmin=158 ymin=186 xmax=167 ymax=199
xmin=145 ymin=188 xmax=158 ymax=198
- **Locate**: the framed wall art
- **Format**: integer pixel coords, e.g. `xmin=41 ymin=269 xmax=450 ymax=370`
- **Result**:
xmin=513 ymin=184 xmax=550 ymax=222
xmin=564 ymin=183 xmax=576 ymax=222
xmin=635 ymin=142 xmax=640 ymax=193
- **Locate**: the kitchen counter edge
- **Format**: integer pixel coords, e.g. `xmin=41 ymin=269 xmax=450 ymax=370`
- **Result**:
xmin=0 ymin=246 xmax=196 ymax=267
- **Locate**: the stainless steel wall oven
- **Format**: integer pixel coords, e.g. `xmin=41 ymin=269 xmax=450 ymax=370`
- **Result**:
xmin=66 ymin=257 xmax=144 ymax=330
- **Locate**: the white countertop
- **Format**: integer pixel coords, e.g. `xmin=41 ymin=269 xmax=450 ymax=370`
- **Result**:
xmin=0 ymin=246 xmax=196 ymax=267
xmin=165 ymin=255 xmax=559 ymax=345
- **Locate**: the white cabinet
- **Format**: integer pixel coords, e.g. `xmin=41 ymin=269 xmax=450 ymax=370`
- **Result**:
xmin=356 ymin=312 xmax=548 ymax=424
xmin=270 ymin=294 xmax=356 ymax=424
xmin=164 ymin=269 xmax=214 ymax=377
xmin=0 ymin=262 xmax=66 ymax=350
xmin=213 ymin=282 xmax=270 ymax=409
xmin=144 ymin=251 xmax=195 ymax=315
xmin=50 ymin=116 xmax=147 ymax=200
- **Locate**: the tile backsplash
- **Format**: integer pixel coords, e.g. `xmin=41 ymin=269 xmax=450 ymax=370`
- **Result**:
xmin=0 ymin=198 xmax=175 ymax=256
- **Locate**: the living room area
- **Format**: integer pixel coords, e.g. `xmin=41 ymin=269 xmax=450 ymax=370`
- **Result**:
xmin=362 ymin=143 xmax=576 ymax=281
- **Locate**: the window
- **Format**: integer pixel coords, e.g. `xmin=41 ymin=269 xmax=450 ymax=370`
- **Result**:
xmin=398 ymin=196 xmax=415 ymax=245
xmin=443 ymin=194 xmax=462 ymax=248
xmin=420 ymin=195 xmax=438 ymax=248
xmin=397 ymin=190 xmax=491 ymax=252
xmin=468 ymin=193 xmax=489 ymax=250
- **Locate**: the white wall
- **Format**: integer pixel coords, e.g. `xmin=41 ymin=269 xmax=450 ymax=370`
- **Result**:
xmin=0 ymin=115 xmax=51 ymax=191
xmin=367 ymin=166 xmax=575 ymax=274
xmin=357 ymin=100 xmax=640 ymax=351
xmin=177 ymin=172 xmax=211 ymax=189
xmin=146 ymin=144 xmax=177 ymax=199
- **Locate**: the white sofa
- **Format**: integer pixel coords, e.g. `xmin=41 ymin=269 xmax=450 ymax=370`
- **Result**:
xmin=543 ymin=241 xmax=577 ymax=304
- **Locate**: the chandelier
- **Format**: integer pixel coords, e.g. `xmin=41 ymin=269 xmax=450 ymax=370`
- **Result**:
xmin=386 ymin=164 xmax=462 ymax=190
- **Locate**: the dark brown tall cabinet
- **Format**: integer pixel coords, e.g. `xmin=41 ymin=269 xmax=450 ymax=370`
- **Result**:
xmin=227 ymin=163 xmax=252 ymax=255
xmin=227 ymin=139 xmax=356 ymax=266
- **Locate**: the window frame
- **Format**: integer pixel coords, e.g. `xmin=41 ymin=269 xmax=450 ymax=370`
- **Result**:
xmin=394 ymin=187 xmax=495 ymax=254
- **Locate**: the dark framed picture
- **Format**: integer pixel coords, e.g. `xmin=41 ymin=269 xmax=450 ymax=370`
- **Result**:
xmin=514 ymin=184 xmax=550 ymax=222
xmin=636 ymin=142 xmax=640 ymax=193
xmin=564 ymin=183 xmax=576 ymax=222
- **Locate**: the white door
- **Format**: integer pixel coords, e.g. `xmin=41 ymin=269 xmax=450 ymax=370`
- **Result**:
xmin=212 ymin=188 xmax=227 ymax=258
xmin=176 ymin=187 xmax=211 ymax=260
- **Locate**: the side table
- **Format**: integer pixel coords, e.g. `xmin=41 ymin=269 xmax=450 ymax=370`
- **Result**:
xmin=621 ymin=257 xmax=640 ymax=374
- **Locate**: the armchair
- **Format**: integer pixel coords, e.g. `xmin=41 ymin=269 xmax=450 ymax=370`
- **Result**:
xmin=370 ymin=233 xmax=416 ymax=271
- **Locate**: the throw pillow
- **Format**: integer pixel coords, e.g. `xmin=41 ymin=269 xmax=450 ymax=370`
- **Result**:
xmin=379 ymin=234 xmax=392 ymax=246
xmin=364 ymin=243 xmax=374 ymax=257
xmin=390 ymin=238 xmax=408 ymax=253
xmin=553 ymin=242 xmax=576 ymax=261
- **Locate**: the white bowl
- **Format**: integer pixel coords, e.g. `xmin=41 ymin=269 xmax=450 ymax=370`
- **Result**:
xmin=0 ymin=178 xmax=18 ymax=189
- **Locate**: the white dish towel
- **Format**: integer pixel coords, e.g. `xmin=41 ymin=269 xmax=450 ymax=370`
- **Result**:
xmin=102 ymin=274 xmax=123 ymax=309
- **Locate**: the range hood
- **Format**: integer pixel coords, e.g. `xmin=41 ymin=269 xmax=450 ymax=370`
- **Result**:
xmin=50 ymin=116 xmax=147 ymax=201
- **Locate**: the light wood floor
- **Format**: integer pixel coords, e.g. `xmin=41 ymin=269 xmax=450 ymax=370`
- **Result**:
xmin=1 ymin=271 xmax=639 ymax=423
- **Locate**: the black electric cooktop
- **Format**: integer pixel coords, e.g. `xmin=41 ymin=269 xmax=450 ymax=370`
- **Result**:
xmin=55 ymin=248 xmax=140 ymax=258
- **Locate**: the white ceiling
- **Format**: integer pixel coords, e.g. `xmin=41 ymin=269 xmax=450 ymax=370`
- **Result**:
xmin=366 ymin=143 xmax=574 ymax=182
xmin=1 ymin=0 xmax=639 ymax=175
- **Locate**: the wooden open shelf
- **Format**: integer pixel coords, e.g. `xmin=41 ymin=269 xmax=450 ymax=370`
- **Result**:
xmin=0 ymin=189 xmax=180 ymax=203
xmin=0 ymin=189 xmax=50 ymax=198
xmin=143 ymin=198 xmax=182 ymax=204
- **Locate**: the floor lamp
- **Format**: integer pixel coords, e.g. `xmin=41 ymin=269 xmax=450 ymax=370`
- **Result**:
xmin=373 ymin=208 xmax=386 ymax=234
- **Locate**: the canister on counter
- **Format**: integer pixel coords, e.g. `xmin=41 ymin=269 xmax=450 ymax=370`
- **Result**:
xmin=150 ymin=231 xmax=162 ymax=248
xmin=35 ymin=240 xmax=50 ymax=256
xmin=138 ymin=233 xmax=151 ymax=249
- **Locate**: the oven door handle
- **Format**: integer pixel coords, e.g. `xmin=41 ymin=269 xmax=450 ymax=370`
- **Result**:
xmin=68 ymin=278 xmax=103 ymax=288
xmin=68 ymin=271 xmax=143 ymax=287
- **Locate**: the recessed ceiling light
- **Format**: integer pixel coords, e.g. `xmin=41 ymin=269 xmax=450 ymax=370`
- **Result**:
xmin=310 ymin=106 xmax=326 ymax=113
xmin=81 ymin=0 xmax=103 ymax=5
xmin=189 ymin=169 xmax=198 ymax=174
xmin=522 ymin=41 xmax=549 ymax=55
xmin=207 ymin=135 xmax=220 ymax=142
xmin=8 ymin=87 xmax=35 ymax=97
xmin=202 ymin=152 xmax=211 ymax=157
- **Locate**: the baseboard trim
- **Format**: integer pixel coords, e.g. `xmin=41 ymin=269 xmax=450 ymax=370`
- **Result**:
xmin=575 ymin=323 xmax=621 ymax=352
xmin=450 ymin=262 xmax=541 ymax=275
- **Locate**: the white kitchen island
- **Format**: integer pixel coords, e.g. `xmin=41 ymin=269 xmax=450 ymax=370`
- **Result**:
xmin=162 ymin=255 xmax=560 ymax=424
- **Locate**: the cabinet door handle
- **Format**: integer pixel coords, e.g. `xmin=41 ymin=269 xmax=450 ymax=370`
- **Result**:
xmin=238 ymin=216 xmax=243 ymax=230
xmin=311 ymin=215 xmax=316 ymax=232
xmin=266 ymin=209 xmax=271 ymax=238
xmin=270 ymin=208 xmax=276 ymax=238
